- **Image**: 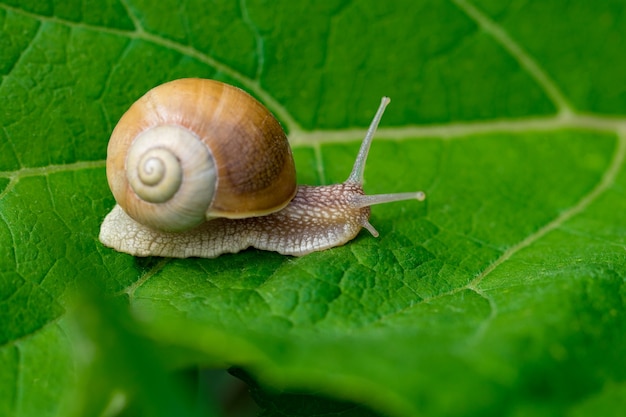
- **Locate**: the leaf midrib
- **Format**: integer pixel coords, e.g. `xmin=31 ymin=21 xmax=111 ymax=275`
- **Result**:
xmin=1 ymin=115 xmax=625 ymax=180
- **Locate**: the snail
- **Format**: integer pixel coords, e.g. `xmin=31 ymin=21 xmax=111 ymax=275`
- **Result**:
xmin=99 ymin=78 xmax=425 ymax=258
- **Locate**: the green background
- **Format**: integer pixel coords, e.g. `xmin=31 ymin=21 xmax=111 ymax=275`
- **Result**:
xmin=1 ymin=0 xmax=625 ymax=416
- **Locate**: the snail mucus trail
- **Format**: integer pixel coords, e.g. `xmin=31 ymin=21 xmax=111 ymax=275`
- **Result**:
xmin=99 ymin=79 xmax=425 ymax=258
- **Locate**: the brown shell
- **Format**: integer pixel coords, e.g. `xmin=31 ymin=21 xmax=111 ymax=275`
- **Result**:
xmin=106 ymin=78 xmax=297 ymax=229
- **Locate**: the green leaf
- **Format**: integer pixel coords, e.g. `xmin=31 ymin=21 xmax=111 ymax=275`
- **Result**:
xmin=1 ymin=0 xmax=626 ymax=416
xmin=64 ymin=290 xmax=215 ymax=417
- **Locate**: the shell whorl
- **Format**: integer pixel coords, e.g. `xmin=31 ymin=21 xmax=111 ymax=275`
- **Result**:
xmin=123 ymin=125 xmax=216 ymax=231
xmin=130 ymin=147 xmax=182 ymax=203
xmin=105 ymin=78 xmax=297 ymax=233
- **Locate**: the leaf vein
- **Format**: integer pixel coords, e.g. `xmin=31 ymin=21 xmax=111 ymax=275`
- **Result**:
xmin=118 ymin=258 xmax=170 ymax=299
xmin=0 ymin=177 xmax=16 ymax=201
xmin=0 ymin=15 xmax=41 ymax=80
xmin=451 ymin=0 xmax=574 ymax=116
xmin=44 ymin=175 xmax=71 ymax=234
xmin=0 ymin=204 xmax=18 ymax=267
xmin=239 ymin=0 xmax=265 ymax=80
xmin=94 ymin=37 xmax=133 ymax=106
xmin=0 ymin=2 xmax=302 ymax=134
xmin=465 ymin=286 xmax=498 ymax=345
xmin=1 ymin=126 xmax=22 ymax=171
xmin=289 ymin=114 xmax=626 ymax=146
xmin=118 ymin=0 xmax=143 ymax=33
xmin=469 ymin=129 xmax=626 ymax=289
xmin=0 ymin=160 xmax=105 ymax=180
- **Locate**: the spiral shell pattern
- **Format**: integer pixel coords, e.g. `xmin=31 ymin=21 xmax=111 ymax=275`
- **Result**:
xmin=105 ymin=78 xmax=297 ymax=232
xmin=132 ymin=148 xmax=181 ymax=202
xmin=122 ymin=125 xmax=216 ymax=231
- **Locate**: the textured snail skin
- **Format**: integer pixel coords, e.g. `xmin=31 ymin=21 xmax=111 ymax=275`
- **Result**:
xmin=100 ymin=183 xmax=371 ymax=257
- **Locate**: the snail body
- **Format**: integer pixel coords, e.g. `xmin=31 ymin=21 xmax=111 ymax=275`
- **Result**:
xmin=99 ymin=78 xmax=425 ymax=258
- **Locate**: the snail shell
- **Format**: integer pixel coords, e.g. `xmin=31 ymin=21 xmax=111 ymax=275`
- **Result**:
xmin=106 ymin=78 xmax=296 ymax=232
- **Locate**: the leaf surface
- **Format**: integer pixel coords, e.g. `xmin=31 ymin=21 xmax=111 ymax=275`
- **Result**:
xmin=1 ymin=1 xmax=625 ymax=416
